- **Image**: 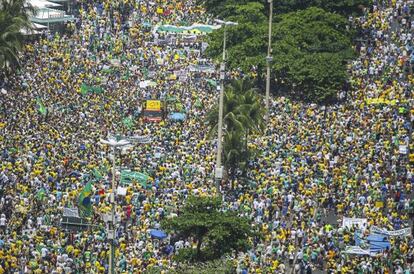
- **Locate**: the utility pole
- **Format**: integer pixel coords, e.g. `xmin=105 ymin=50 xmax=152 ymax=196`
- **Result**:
xmin=214 ymin=19 xmax=238 ymax=194
xmin=100 ymin=134 xmax=151 ymax=273
xmin=265 ymin=0 xmax=273 ymax=125
xmin=100 ymin=137 xmax=130 ymax=274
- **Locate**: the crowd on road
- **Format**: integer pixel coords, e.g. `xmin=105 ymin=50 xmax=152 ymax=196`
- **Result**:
xmin=0 ymin=0 xmax=413 ymax=273
xmin=238 ymin=0 xmax=414 ymax=273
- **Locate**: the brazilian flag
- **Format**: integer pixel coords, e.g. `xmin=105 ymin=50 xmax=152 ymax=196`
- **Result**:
xmin=78 ymin=181 xmax=93 ymax=217
xmin=195 ymin=98 xmax=202 ymax=108
xmin=206 ymin=79 xmax=217 ymax=87
xmin=122 ymin=116 xmax=134 ymax=129
xmin=81 ymin=83 xmax=104 ymax=95
xmin=35 ymin=188 xmax=46 ymax=201
xmin=36 ymin=97 xmax=47 ymax=116
xmin=121 ymin=171 xmax=149 ymax=187
xmin=92 ymin=168 xmax=103 ymax=180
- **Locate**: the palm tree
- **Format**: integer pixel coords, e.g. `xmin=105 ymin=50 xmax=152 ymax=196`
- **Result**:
xmin=207 ymin=78 xmax=265 ymax=136
xmin=0 ymin=0 xmax=34 ymax=72
xmin=206 ymin=78 xmax=265 ymax=180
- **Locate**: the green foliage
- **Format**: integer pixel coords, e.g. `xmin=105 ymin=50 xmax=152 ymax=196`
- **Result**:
xmin=0 ymin=0 xmax=34 ymax=71
xmin=161 ymin=196 xmax=254 ymax=262
xmin=204 ymin=0 xmax=370 ymax=16
xmin=272 ymin=7 xmax=354 ymax=103
xmin=172 ymin=259 xmax=236 ymax=274
xmin=145 ymin=259 xmax=235 ymax=274
xmin=206 ymin=2 xmax=267 ymax=72
xmin=198 ymin=0 xmax=256 ymax=18
xmin=206 ymin=5 xmax=355 ymax=103
xmin=207 ymin=79 xmax=265 ymax=175
xmin=274 ymin=0 xmax=372 ymax=15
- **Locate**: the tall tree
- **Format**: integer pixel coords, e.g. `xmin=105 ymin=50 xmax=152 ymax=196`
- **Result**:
xmin=272 ymin=7 xmax=354 ymax=103
xmin=207 ymin=78 xmax=265 ymax=177
xmin=274 ymin=0 xmax=371 ymax=15
xmin=197 ymin=0 xmax=255 ymax=18
xmin=0 ymin=0 xmax=34 ymax=71
xmin=206 ymin=2 xmax=267 ymax=74
xmin=207 ymin=7 xmax=354 ymax=103
xmin=201 ymin=0 xmax=370 ymax=17
xmin=161 ymin=196 xmax=254 ymax=262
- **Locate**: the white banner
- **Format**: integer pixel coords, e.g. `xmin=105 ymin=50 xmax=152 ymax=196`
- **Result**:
xmin=110 ymin=59 xmax=121 ymax=67
xmin=342 ymin=217 xmax=367 ymax=229
xmin=117 ymin=186 xmax=127 ymax=196
xmin=399 ymin=145 xmax=407 ymax=154
xmin=63 ymin=207 xmax=79 ymax=218
xmin=343 ymin=246 xmax=372 ymax=256
xmin=371 ymin=226 xmax=411 ymax=237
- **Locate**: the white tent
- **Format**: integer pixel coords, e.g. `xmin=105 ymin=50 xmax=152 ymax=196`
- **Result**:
xmin=32 ymin=22 xmax=48 ymax=29
xmin=20 ymin=22 xmax=47 ymax=35
xmin=33 ymin=8 xmax=65 ymax=19
xmin=28 ymin=0 xmax=62 ymax=9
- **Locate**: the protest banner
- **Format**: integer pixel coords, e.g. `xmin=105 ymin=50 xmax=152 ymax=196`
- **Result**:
xmin=342 ymin=217 xmax=367 ymax=229
xmin=146 ymin=100 xmax=161 ymax=111
xmin=371 ymin=226 xmax=411 ymax=237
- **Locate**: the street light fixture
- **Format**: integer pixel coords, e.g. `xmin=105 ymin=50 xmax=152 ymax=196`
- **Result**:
xmin=100 ymin=134 xmax=151 ymax=274
xmin=265 ymin=0 xmax=273 ymax=125
xmin=213 ymin=19 xmax=238 ymax=194
xmin=100 ymin=137 xmax=131 ymax=274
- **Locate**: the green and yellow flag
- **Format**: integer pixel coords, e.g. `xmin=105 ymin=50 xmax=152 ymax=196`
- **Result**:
xmin=122 ymin=116 xmax=134 ymax=129
xmin=78 ymin=182 xmax=93 ymax=217
xmin=35 ymin=188 xmax=46 ymax=201
xmin=121 ymin=171 xmax=149 ymax=187
xmin=36 ymin=97 xmax=47 ymax=116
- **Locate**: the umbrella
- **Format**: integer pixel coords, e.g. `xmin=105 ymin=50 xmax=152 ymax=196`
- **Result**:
xmin=68 ymin=171 xmax=82 ymax=177
xmin=169 ymin=112 xmax=186 ymax=121
xmin=150 ymin=229 xmax=167 ymax=239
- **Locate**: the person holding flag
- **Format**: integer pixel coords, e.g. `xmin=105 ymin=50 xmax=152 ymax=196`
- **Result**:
xmin=78 ymin=181 xmax=93 ymax=218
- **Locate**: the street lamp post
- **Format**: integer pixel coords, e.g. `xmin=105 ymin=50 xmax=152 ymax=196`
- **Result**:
xmin=100 ymin=134 xmax=151 ymax=274
xmin=265 ymin=0 xmax=273 ymax=125
xmin=100 ymin=137 xmax=130 ymax=274
xmin=214 ymin=19 xmax=238 ymax=194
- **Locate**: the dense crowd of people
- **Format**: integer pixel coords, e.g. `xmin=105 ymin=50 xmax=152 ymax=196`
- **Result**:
xmin=0 ymin=0 xmax=413 ymax=273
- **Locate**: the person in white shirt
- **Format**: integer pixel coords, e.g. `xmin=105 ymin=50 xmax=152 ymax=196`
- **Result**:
xmin=0 ymin=214 xmax=6 ymax=230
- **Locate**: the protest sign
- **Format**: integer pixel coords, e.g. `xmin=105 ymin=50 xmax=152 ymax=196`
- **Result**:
xmin=342 ymin=217 xmax=367 ymax=229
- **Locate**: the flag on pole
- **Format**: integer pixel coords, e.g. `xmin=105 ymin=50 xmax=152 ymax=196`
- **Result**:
xmin=78 ymin=182 xmax=93 ymax=217
xmin=36 ymin=97 xmax=47 ymax=115
xmin=195 ymin=98 xmax=202 ymax=108
xmin=81 ymin=83 xmax=104 ymax=95
xmin=121 ymin=171 xmax=149 ymax=187
xmin=206 ymin=79 xmax=217 ymax=87
xmin=35 ymin=188 xmax=46 ymax=201
xmin=92 ymin=168 xmax=103 ymax=180
xmin=122 ymin=116 xmax=134 ymax=128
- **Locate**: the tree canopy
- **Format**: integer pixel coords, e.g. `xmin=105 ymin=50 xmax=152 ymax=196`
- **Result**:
xmin=206 ymin=4 xmax=356 ymax=103
xmin=201 ymin=0 xmax=371 ymax=17
xmin=161 ymin=196 xmax=254 ymax=262
xmin=206 ymin=2 xmax=267 ymax=73
xmin=0 ymin=0 xmax=33 ymax=72
xmin=273 ymin=0 xmax=371 ymax=15
xmin=207 ymin=79 xmax=265 ymax=177
xmin=272 ymin=7 xmax=354 ymax=103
